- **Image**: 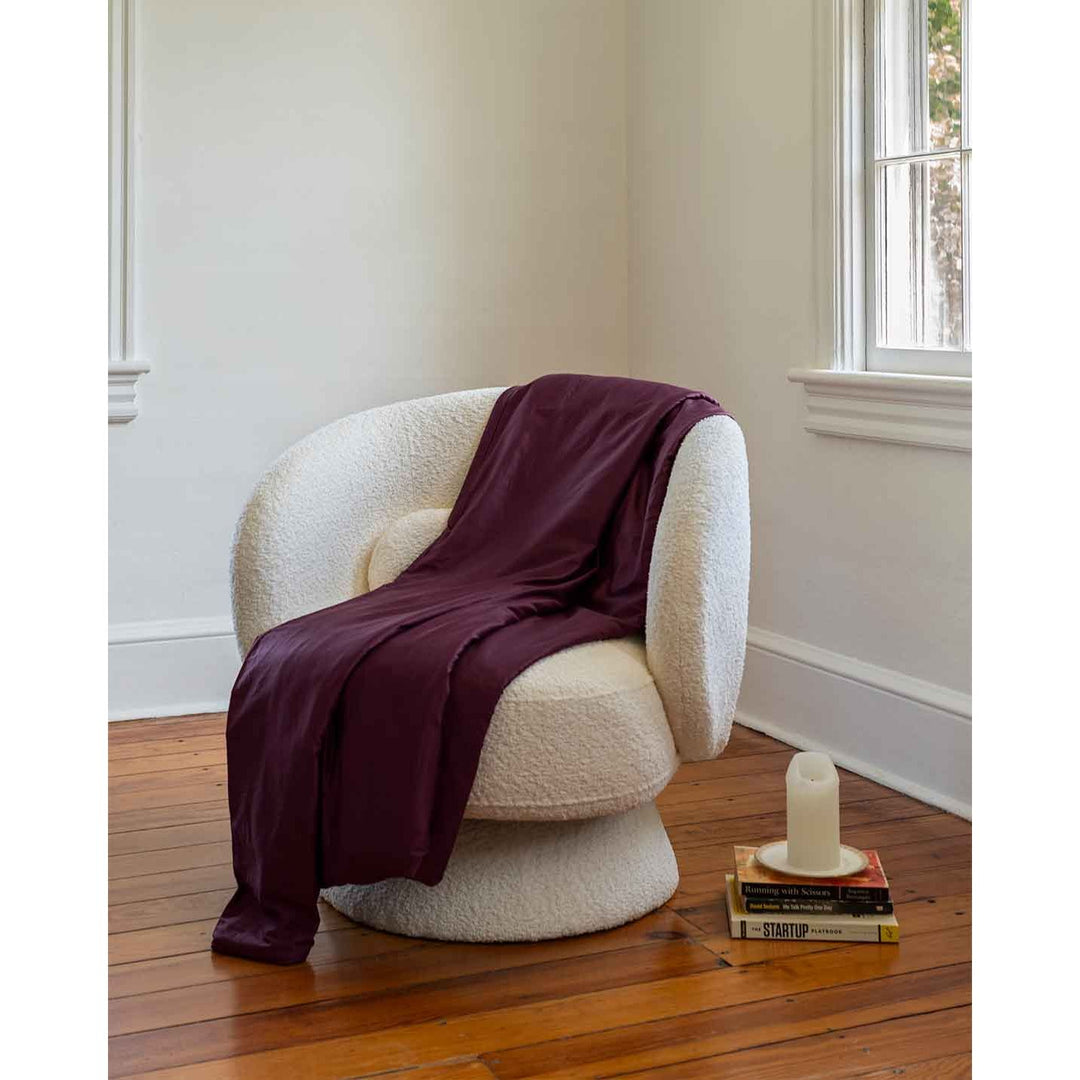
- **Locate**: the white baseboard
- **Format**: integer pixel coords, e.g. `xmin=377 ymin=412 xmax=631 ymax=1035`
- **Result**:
xmin=108 ymin=616 xmax=238 ymax=721
xmin=738 ymin=626 xmax=971 ymax=819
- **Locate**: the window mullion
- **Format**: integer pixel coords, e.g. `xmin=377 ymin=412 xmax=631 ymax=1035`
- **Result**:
xmin=913 ymin=0 xmax=929 ymax=346
xmin=875 ymin=147 xmax=963 ymax=167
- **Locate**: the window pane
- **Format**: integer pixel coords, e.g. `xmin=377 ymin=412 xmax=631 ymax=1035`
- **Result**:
xmin=879 ymin=156 xmax=964 ymax=349
xmin=928 ymin=0 xmax=963 ymax=149
xmin=880 ymin=0 xmax=922 ymax=156
xmin=880 ymin=0 xmax=963 ymax=156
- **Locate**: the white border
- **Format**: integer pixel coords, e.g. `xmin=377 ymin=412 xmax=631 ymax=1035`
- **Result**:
xmin=4 ymin=0 xmax=105 ymax=1065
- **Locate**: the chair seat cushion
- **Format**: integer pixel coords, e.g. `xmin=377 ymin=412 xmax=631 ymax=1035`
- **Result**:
xmin=366 ymin=509 xmax=679 ymax=820
xmin=467 ymin=636 xmax=679 ymax=820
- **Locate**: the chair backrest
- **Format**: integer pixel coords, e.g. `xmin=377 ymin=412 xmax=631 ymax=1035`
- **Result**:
xmin=231 ymin=387 xmax=503 ymax=655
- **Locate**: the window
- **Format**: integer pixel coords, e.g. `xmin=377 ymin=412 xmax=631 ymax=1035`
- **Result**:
xmin=788 ymin=0 xmax=971 ymax=451
xmin=866 ymin=0 xmax=970 ymax=376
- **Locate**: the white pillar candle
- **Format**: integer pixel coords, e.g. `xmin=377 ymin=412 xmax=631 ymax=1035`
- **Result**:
xmin=785 ymin=752 xmax=841 ymax=873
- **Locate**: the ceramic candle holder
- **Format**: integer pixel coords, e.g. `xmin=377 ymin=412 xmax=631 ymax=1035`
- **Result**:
xmin=755 ymin=751 xmax=869 ymax=878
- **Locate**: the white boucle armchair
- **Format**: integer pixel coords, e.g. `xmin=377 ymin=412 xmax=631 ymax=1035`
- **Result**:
xmin=232 ymin=387 xmax=750 ymax=942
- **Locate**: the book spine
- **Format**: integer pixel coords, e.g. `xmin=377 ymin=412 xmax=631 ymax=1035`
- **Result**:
xmin=740 ymin=883 xmax=891 ymax=903
xmin=742 ymin=898 xmax=894 ymax=916
xmin=733 ymin=917 xmax=900 ymax=943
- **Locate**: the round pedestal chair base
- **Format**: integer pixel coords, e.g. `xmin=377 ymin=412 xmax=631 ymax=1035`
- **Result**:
xmin=321 ymin=801 xmax=679 ymax=943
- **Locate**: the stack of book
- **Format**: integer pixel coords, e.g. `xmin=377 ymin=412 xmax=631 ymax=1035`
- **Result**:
xmin=725 ymin=844 xmax=900 ymax=943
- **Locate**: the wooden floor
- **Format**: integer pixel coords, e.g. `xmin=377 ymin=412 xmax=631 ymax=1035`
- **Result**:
xmin=109 ymin=714 xmax=971 ymax=1079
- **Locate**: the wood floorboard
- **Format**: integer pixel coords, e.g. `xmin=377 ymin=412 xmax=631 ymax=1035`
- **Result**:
xmin=109 ymin=840 xmax=233 ymax=880
xmin=108 ymin=715 xmax=970 ymax=1079
xmin=109 ymin=764 xmax=230 ymax=794
xmin=479 ymin=964 xmax=971 ymax=1079
xmin=655 ymin=776 xmax=896 ymax=829
xmin=665 ymin=749 xmax=795 ymax=783
xmin=109 ymin=748 xmax=229 ymax=777
xmin=603 ymin=1005 xmax=972 ymax=1079
xmin=109 ymin=714 xmax=226 ymax=744
xmin=113 ymin=927 xmax=970 ymax=1079
xmin=109 ymin=891 xmax=355 ymax=937
xmin=110 ymin=781 xmax=231 ymax=814
xmin=716 ymin=728 xmax=793 ymax=757
xmin=109 ymin=818 xmax=232 ymax=857
xmin=109 ymin=907 xmax=697 ymax=1001
xmin=111 ymin=917 xmax=710 ymax=1039
xmin=386 ymin=1064 xmax=498 ymax=1080
xmin=109 ymin=904 xmax=358 ymax=967
xmin=109 ymin=938 xmax=723 ymax=1073
xmin=854 ymin=1053 xmax=972 ymax=1079
xmin=109 ymin=800 xmax=231 ymax=835
xmin=109 ymin=734 xmax=227 ymax=762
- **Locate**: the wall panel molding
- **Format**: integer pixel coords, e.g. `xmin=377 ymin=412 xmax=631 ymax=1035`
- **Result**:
xmin=109 ymin=0 xmax=148 ymax=423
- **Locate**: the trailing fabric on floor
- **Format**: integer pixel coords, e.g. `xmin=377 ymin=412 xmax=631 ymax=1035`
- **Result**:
xmin=212 ymin=373 xmax=726 ymax=963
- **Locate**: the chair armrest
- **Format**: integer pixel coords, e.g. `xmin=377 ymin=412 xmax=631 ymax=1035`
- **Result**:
xmin=646 ymin=414 xmax=750 ymax=762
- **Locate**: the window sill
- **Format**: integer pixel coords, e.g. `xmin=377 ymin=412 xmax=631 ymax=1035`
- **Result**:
xmin=109 ymin=362 xmax=150 ymax=424
xmin=787 ymin=369 xmax=971 ymax=452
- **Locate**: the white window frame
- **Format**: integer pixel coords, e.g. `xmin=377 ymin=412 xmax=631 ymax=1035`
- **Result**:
xmin=109 ymin=0 xmax=149 ymax=423
xmin=789 ymin=0 xmax=970 ymax=452
xmin=865 ymin=0 xmax=971 ymax=376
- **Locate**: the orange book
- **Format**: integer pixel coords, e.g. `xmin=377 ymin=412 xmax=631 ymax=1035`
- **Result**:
xmin=734 ymin=845 xmax=890 ymax=902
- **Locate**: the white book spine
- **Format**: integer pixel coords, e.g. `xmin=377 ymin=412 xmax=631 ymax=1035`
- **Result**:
xmin=730 ymin=917 xmax=887 ymax=942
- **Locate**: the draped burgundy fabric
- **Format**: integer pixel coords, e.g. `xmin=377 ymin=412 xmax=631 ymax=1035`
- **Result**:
xmin=212 ymin=374 xmax=726 ymax=964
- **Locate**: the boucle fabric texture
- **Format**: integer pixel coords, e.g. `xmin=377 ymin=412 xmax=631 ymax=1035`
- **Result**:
xmin=322 ymin=802 xmax=679 ymax=942
xmin=214 ymin=375 xmax=729 ymax=964
xmin=368 ymin=509 xmax=678 ymax=820
xmin=647 ymin=414 xmax=750 ymax=761
xmin=232 ymin=394 xmax=750 ymax=778
xmin=468 ymin=638 xmax=678 ymax=820
xmin=231 ymin=387 xmax=503 ymax=657
xmin=367 ymin=507 xmax=453 ymax=591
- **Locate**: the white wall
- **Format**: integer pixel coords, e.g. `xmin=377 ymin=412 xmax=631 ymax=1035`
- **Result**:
xmin=109 ymin=0 xmax=628 ymax=717
xmin=111 ymin=0 xmax=971 ymax=816
xmin=627 ymin=0 xmax=970 ymax=814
